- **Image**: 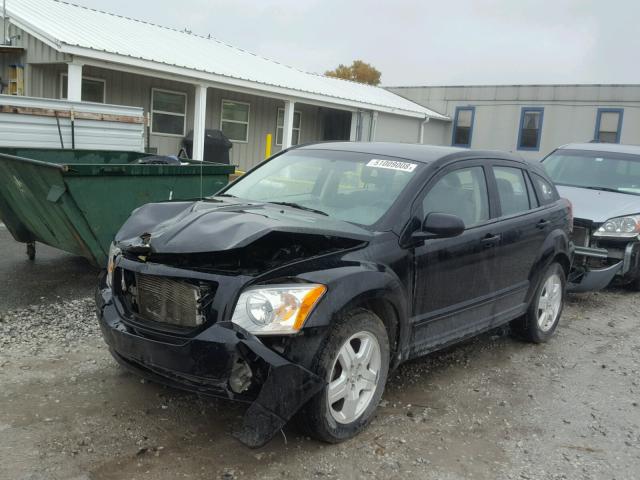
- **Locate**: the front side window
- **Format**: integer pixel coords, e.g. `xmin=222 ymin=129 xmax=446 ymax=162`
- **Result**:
xmin=151 ymin=89 xmax=186 ymax=136
xmin=595 ymin=109 xmax=623 ymax=143
xmin=276 ymin=108 xmax=302 ymax=146
xmin=493 ymin=166 xmax=531 ymax=216
xmin=451 ymin=107 xmax=474 ymax=147
xmin=61 ymin=75 xmax=106 ymax=103
xmin=518 ymin=108 xmax=544 ymax=151
xmin=422 ymin=166 xmax=489 ymax=227
xmin=223 ymin=150 xmax=420 ymax=226
xmin=221 ymin=100 xmax=250 ymax=142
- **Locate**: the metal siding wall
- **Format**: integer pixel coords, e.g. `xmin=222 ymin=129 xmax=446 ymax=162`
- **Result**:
xmin=374 ymin=112 xmax=421 ymax=143
xmin=0 ymin=95 xmax=144 ymax=150
xmin=420 ymin=119 xmax=449 ymax=145
xmin=389 ymin=85 xmax=640 ymax=161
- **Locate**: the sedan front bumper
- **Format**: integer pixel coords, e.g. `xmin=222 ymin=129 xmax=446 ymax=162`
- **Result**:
xmin=95 ymin=285 xmax=324 ymax=448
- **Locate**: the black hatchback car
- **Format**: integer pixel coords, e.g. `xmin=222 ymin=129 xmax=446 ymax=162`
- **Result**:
xmin=96 ymin=143 xmax=572 ymax=447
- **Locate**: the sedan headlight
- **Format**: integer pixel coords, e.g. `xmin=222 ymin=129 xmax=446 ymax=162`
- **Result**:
xmin=593 ymin=215 xmax=640 ymax=238
xmin=106 ymin=243 xmax=121 ymax=288
xmin=231 ymin=284 xmax=326 ymax=335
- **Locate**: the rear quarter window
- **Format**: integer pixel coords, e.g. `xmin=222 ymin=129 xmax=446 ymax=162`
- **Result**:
xmin=531 ymin=173 xmax=558 ymax=205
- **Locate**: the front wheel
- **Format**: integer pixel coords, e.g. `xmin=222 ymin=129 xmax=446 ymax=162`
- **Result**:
xmin=297 ymin=309 xmax=390 ymax=443
xmin=512 ymin=262 xmax=566 ymax=343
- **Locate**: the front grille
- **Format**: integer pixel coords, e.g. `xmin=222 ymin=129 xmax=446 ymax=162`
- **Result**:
xmin=134 ymin=273 xmax=205 ymax=328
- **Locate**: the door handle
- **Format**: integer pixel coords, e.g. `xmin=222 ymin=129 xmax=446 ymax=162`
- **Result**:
xmin=536 ymin=219 xmax=551 ymax=229
xmin=481 ymin=234 xmax=501 ymax=248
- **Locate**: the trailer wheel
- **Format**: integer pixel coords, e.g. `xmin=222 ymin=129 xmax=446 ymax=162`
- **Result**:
xmin=26 ymin=242 xmax=36 ymax=261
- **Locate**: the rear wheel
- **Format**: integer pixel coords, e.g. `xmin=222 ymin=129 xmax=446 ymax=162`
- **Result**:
xmin=298 ymin=309 xmax=389 ymax=443
xmin=512 ymin=262 xmax=565 ymax=343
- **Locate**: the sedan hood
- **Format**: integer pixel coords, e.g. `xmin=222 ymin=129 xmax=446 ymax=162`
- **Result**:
xmin=115 ymin=198 xmax=372 ymax=254
xmin=556 ymin=185 xmax=640 ymax=223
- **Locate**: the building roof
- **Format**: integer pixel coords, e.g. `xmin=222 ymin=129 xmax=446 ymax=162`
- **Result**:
xmin=5 ymin=0 xmax=448 ymax=120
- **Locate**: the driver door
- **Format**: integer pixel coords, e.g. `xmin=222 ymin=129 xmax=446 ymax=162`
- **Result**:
xmin=410 ymin=162 xmax=501 ymax=355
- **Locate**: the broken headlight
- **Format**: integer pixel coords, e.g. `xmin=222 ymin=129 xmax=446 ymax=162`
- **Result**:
xmin=231 ymin=284 xmax=326 ymax=335
xmin=593 ymin=215 xmax=640 ymax=239
xmin=106 ymin=243 xmax=121 ymax=288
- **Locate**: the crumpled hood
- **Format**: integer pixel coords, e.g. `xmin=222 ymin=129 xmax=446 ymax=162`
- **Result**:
xmin=557 ymin=185 xmax=640 ymax=223
xmin=115 ymin=198 xmax=372 ymax=253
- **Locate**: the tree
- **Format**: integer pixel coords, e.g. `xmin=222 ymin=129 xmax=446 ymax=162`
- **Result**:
xmin=325 ymin=60 xmax=381 ymax=86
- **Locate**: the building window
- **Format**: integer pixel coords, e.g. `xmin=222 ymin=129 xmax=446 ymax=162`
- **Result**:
xmin=60 ymin=74 xmax=106 ymax=103
xmin=451 ymin=106 xmax=474 ymax=147
xmin=276 ymin=108 xmax=302 ymax=146
xmin=594 ymin=108 xmax=623 ymax=143
xmin=221 ymin=100 xmax=250 ymax=142
xmin=517 ymin=108 xmax=544 ymax=151
xmin=150 ymin=88 xmax=187 ymax=136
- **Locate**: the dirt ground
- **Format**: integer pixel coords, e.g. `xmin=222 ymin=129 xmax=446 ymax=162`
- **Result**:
xmin=1 ymin=234 xmax=639 ymax=479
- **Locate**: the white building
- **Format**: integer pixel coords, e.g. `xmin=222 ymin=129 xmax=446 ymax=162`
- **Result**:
xmin=388 ymin=84 xmax=640 ymax=160
xmin=0 ymin=0 xmax=446 ymax=169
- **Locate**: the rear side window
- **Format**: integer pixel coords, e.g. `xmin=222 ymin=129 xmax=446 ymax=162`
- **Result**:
xmin=531 ymin=173 xmax=557 ymax=205
xmin=493 ymin=166 xmax=531 ymax=216
xmin=422 ymin=166 xmax=489 ymax=227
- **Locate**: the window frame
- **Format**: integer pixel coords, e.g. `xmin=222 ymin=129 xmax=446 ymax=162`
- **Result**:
xmin=594 ymin=108 xmax=624 ymax=144
xmin=517 ymin=107 xmax=544 ymax=152
xmin=412 ymin=160 xmax=497 ymax=231
xmin=451 ymin=106 xmax=475 ymax=148
xmin=275 ymin=107 xmax=302 ymax=146
xmin=220 ymin=99 xmax=251 ymax=143
xmin=59 ymin=73 xmax=107 ymax=103
xmin=150 ymin=87 xmax=188 ymax=137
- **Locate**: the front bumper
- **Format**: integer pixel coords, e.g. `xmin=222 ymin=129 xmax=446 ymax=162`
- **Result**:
xmin=95 ymin=283 xmax=324 ymax=448
xmin=567 ymin=241 xmax=637 ymax=292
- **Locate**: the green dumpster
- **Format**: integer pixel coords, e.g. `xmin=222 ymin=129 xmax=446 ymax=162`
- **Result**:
xmin=0 ymin=148 xmax=235 ymax=267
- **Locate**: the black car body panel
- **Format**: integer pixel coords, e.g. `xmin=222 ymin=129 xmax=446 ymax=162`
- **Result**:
xmin=96 ymin=142 xmax=572 ymax=447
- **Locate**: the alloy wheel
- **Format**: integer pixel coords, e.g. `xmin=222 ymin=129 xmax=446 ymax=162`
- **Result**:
xmin=537 ymin=273 xmax=562 ymax=332
xmin=327 ymin=331 xmax=382 ymax=424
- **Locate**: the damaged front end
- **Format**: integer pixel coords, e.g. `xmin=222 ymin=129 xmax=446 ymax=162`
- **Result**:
xmin=567 ymin=220 xmax=638 ymax=292
xmin=96 ymin=199 xmax=370 ymax=447
xmin=96 ymin=261 xmax=324 ymax=448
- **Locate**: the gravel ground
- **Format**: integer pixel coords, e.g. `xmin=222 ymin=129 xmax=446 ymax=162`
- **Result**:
xmin=1 ymin=288 xmax=639 ymax=480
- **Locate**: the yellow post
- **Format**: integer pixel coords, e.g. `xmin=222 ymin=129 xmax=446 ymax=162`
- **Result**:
xmin=265 ymin=133 xmax=272 ymax=159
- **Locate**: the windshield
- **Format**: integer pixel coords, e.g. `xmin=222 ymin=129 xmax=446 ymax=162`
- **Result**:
xmin=543 ymin=149 xmax=640 ymax=196
xmin=222 ymin=149 xmax=420 ymax=226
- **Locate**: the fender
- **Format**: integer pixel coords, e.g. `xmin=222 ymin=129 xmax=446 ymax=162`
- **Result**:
xmin=294 ymin=264 xmax=410 ymax=356
xmin=525 ymin=227 xmax=571 ymax=305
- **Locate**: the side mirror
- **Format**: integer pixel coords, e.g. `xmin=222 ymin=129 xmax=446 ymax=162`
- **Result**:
xmin=413 ymin=212 xmax=465 ymax=241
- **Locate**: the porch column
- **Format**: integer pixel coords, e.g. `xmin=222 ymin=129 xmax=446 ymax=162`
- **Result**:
xmin=192 ymin=84 xmax=208 ymax=161
xmin=66 ymin=62 xmax=83 ymax=101
xmin=349 ymin=111 xmax=359 ymax=141
xmin=369 ymin=111 xmax=378 ymax=141
xmin=282 ymin=99 xmax=295 ymax=149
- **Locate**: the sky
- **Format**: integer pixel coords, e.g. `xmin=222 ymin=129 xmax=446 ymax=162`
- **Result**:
xmin=66 ymin=0 xmax=639 ymax=86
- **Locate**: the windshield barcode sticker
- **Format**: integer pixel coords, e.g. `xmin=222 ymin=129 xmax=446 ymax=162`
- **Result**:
xmin=366 ymin=159 xmax=417 ymax=172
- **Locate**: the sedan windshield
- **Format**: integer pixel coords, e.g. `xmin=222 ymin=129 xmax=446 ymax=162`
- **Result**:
xmin=543 ymin=149 xmax=640 ymax=196
xmin=222 ymin=149 xmax=420 ymax=226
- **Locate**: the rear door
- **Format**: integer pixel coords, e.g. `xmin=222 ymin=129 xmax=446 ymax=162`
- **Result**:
xmin=484 ymin=162 xmax=550 ymax=318
xmin=410 ymin=160 xmax=502 ymax=354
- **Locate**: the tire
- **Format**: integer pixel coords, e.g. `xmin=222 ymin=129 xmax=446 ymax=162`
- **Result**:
xmin=297 ymin=309 xmax=390 ymax=443
xmin=627 ymin=272 xmax=640 ymax=291
xmin=511 ymin=262 xmax=566 ymax=343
